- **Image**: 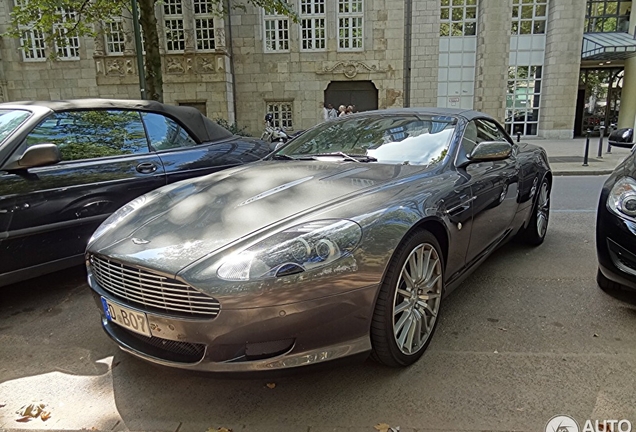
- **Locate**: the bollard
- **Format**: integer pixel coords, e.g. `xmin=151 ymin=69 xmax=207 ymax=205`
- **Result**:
xmin=598 ymin=126 xmax=605 ymax=158
xmin=583 ymin=129 xmax=591 ymax=166
xmin=516 ymin=131 xmax=521 ymax=143
xmin=607 ymin=124 xmax=615 ymax=154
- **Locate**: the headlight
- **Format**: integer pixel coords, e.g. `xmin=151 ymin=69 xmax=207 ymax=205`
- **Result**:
xmin=217 ymin=219 xmax=362 ymax=281
xmin=88 ymin=195 xmax=147 ymax=245
xmin=607 ymin=176 xmax=636 ymax=221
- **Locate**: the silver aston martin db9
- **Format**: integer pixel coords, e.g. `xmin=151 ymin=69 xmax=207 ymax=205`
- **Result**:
xmin=86 ymin=108 xmax=551 ymax=372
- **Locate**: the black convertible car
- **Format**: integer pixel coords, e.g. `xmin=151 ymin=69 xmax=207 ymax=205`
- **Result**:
xmin=86 ymin=108 xmax=552 ymax=371
xmin=597 ymin=128 xmax=636 ymax=292
xmin=0 ymin=99 xmax=268 ymax=287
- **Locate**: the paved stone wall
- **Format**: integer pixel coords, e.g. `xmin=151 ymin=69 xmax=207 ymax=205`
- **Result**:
xmin=473 ymin=0 xmax=511 ymax=121
xmin=409 ymin=0 xmax=440 ymax=108
xmin=539 ymin=0 xmax=586 ymax=139
xmin=230 ymin=1 xmax=406 ymax=136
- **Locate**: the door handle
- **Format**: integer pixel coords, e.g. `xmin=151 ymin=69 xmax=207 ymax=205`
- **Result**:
xmin=136 ymin=162 xmax=158 ymax=174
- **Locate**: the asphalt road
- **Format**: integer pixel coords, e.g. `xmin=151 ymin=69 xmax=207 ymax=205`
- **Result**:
xmin=1 ymin=175 xmax=635 ymax=432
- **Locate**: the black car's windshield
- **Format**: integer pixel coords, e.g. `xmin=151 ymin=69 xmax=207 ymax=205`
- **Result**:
xmin=276 ymin=115 xmax=457 ymax=165
xmin=0 ymin=110 xmax=31 ymax=145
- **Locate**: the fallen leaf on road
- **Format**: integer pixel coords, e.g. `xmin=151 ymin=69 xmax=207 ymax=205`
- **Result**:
xmin=15 ymin=416 xmax=32 ymax=423
xmin=494 ymin=350 xmax=499 ymax=353
xmin=0 ymin=402 xmax=6 ymax=408
xmin=498 ymin=327 xmax=508 ymax=331
xmin=266 ymin=383 xmax=276 ymax=389
xmin=375 ymin=424 xmax=391 ymax=432
xmin=40 ymin=411 xmax=51 ymax=421
xmin=207 ymin=428 xmax=233 ymax=432
xmin=593 ymin=333 xmax=599 ymax=337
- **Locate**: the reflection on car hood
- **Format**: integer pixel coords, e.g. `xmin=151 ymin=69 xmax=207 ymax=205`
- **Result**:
xmin=90 ymin=160 xmax=425 ymax=275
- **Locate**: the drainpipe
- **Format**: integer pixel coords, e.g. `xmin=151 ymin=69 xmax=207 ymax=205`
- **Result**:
xmin=403 ymin=0 xmax=413 ymax=107
xmin=226 ymin=0 xmax=238 ymax=125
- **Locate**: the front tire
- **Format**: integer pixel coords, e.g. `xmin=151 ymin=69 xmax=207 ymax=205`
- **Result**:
xmin=370 ymin=230 xmax=444 ymax=367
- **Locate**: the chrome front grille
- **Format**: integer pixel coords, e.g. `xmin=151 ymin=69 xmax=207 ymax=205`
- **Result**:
xmin=89 ymin=254 xmax=220 ymax=318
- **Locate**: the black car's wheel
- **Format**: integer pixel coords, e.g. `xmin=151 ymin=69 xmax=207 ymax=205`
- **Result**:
xmin=521 ymin=177 xmax=551 ymax=245
xmin=370 ymin=230 xmax=444 ymax=367
xmin=597 ymin=269 xmax=626 ymax=292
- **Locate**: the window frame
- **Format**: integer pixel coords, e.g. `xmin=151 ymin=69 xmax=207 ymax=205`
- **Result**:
xmin=439 ymin=0 xmax=477 ymax=37
xmin=104 ymin=18 xmax=126 ymax=56
xmin=263 ymin=10 xmax=290 ymax=53
xmin=505 ymin=65 xmax=542 ymax=137
xmin=24 ymin=109 xmax=153 ymax=163
xmin=337 ymin=0 xmax=364 ymax=51
xmin=19 ymin=27 xmax=47 ymax=61
xmin=300 ymin=0 xmax=326 ymax=52
xmin=54 ymin=8 xmax=80 ymax=60
xmin=511 ymin=0 xmax=547 ymax=35
xmin=141 ymin=112 xmax=199 ymax=152
xmin=193 ymin=0 xmax=216 ymax=52
xmin=266 ymin=101 xmax=294 ymax=130
xmin=164 ymin=0 xmax=186 ymax=53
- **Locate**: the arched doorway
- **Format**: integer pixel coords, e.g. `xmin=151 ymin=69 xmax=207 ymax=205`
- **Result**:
xmin=324 ymin=81 xmax=378 ymax=112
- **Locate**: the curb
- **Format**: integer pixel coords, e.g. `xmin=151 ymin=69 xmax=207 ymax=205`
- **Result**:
xmin=552 ymin=170 xmax=614 ymax=176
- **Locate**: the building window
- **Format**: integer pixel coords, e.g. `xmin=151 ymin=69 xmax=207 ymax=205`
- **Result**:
xmin=300 ymin=0 xmax=326 ymax=51
xmin=506 ymin=66 xmax=542 ymax=136
xmin=267 ymin=102 xmax=293 ymax=129
xmin=20 ymin=28 xmax=46 ymax=61
xmin=54 ymin=8 xmax=80 ymax=59
xmin=511 ymin=0 xmax=547 ymax=35
xmin=104 ymin=19 xmax=125 ymax=55
xmin=440 ymin=0 xmax=477 ymax=36
xmin=264 ymin=10 xmax=290 ymax=52
xmin=164 ymin=0 xmax=185 ymax=52
xmin=193 ymin=0 xmax=215 ymax=51
xmin=585 ymin=0 xmax=632 ymax=33
xmin=338 ymin=0 xmax=363 ymax=51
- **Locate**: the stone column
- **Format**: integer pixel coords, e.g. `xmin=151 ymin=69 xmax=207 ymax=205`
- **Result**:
xmin=473 ymin=0 xmax=510 ymax=121
xmin=408 ymin=0 xmax=439 ymax=107
xmin=617 ymin=1 xmax=636 ymax=129
xmin=538 ymin=0 xmax=585 ymax=139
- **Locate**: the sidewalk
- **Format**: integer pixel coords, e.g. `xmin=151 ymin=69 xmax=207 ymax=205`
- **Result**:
xmin=527 ymin=137 xmax=633 ymax=176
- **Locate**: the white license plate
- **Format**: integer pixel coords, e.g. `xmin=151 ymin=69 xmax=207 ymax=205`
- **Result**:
xmin=101 ymin=297 xmax=151 ymax=337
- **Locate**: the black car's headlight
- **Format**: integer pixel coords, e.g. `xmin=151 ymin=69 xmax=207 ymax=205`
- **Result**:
xmin=607 ymin=176 xmax=636 ymax=221
xmin=216 ymin=219 xmax=362 ymax=281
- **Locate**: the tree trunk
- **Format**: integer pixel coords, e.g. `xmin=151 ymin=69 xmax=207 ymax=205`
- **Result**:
xmin=138 ymin=0 xmax=163 ymax=102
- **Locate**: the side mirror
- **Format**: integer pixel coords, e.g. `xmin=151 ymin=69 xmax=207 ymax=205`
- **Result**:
xmin=608 ymin=128 xmax=634 ymax=149
xmin=461 ymin=141 xmax=512 ymax=167
xmin=3 ymin=144 xmax=61 ymax=171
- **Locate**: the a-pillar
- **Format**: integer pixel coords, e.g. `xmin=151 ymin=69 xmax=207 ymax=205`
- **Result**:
xmin=617 ymin=2 xmax=636 ymax=130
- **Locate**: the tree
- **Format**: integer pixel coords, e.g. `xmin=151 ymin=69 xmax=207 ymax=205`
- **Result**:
xmin=7 ymin=0 xmax=296 ymax=102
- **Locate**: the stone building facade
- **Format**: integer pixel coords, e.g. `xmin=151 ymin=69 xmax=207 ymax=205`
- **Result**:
xmin=0 ymin=0 xmax=635 ymax=139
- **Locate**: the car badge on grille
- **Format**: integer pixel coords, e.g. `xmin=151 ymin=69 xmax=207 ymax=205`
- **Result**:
xmin=132 ymin=238 xmax=150 ymax=245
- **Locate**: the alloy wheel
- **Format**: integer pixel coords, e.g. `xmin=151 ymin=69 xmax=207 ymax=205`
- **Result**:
xmin=392 ymin=243 xmax=443 ymax=355
xmin=537 ymin=181 xmax=550 ymax=238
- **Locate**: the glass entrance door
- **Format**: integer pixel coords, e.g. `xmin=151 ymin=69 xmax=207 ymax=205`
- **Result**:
xmin=577 ymin=68 xmax=624 ymax=136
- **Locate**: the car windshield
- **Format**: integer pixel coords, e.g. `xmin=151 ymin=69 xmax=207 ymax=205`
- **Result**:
xmin=276 ymin=114 xmax=457 ymax=165
xmin=0 ymin=110 xmax=31 ymax=145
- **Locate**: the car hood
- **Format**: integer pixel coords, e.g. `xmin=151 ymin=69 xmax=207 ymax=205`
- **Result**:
xmin=89 ymin=160 xmax=426 ymax=275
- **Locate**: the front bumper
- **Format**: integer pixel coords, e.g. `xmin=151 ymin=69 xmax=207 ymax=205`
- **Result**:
xmin=88 ymin=272 xmax=378 ymax=372
xmin=596 ymin=196 xmax=636 ymax=291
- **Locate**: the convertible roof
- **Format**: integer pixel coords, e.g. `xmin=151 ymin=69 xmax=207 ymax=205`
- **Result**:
xmin=347 ymin=107 xmax=497 ymax=122
xmin=0 ymin=98 xmax=233 ymax=143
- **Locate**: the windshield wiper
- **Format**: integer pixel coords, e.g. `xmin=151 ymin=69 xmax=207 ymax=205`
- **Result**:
xmin=307 ymin=152 xmax=377 ymax=163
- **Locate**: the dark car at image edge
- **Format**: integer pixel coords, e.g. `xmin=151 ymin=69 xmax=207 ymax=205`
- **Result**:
xmin=597 ymin=127 xmax=636 ymax=292
xmin=0 ymin=99 xmax=269 ymax=287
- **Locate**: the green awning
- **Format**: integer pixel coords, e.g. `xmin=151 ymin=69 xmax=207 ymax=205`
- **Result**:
xmin=582 ymin=32 xmax=636 ymax=60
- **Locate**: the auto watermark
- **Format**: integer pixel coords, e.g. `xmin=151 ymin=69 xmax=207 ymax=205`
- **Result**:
xmin=546 ymin=415 xmax=633 ymax=432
